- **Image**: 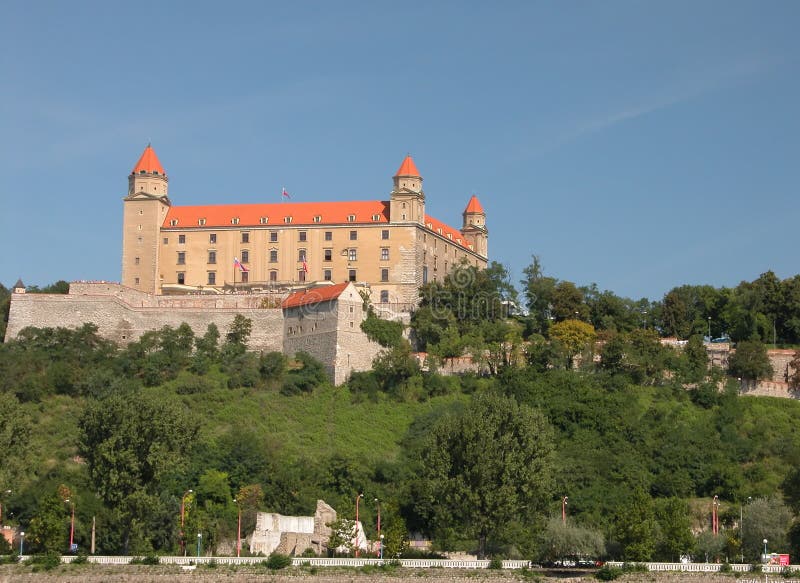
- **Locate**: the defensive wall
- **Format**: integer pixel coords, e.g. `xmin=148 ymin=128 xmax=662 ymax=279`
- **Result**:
xmin=4 ymin=281 xmax=387 ymax=384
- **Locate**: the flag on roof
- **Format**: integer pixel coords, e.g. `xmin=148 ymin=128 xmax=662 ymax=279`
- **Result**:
xmin=282 ymin=187 xmax=291 ymax=199
xmin=234 ymin=258 xmax=249 ymax=272
xmin=302 ymin=260 xmax=309 ymax=273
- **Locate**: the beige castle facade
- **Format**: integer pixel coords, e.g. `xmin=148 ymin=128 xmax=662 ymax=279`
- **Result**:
xmin=122 ymin=146 xmax=488 ymax=305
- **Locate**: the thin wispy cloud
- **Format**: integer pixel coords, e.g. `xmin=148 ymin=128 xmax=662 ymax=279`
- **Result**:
xmin=520 ymin=55 xmax=779 ymax=160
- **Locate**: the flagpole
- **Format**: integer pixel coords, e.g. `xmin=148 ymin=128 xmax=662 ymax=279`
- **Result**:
xmin=233 ymin=259 xmax=236 ymax=292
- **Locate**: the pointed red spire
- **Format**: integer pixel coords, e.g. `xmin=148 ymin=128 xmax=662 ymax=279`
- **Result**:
xmin=131 ymin=144 xmax=166 ymax=175
xmin=394 ymin=155 xmax=421 ymax=177
xmin=464 ymin=194 xmax=484 ymax=214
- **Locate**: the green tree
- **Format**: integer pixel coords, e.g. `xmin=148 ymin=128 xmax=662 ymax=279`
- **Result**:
xmin=521 ymin=255 xmax=557 ymax=334
xmin=613 ymin=488 xmax=656 ymax=561
xmin=551 ymin=281 xmax=588 ymax=322
xmin=0 ymin=393 xmax=32 ymax=488
xmin=682 ymin=334 xmax=709 ymax=382
xmin=549 ymin=319 xmax=596 ymax=369
xmin=728 ymin=341 xmax=774 ymax=381
xmin=538 ymin=517 xmax=604 ymax=563
xmin=78 ymin=392 xmax=199 ymax=553
xmin=654 ymin=498 xmax=695 ymax=562
xmin=741 ymin=497 xmax=792 ymax=562
xmin=411 ymin=391 xmax=554 ymax=558
xmin=27 ymin=489 xmax=68 ymax=554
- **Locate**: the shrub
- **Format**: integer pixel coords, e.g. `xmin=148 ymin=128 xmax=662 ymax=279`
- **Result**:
xmin=29 ymin=551 xmax=61 ymax=571
xmin=719 ymin=562 xmax=732 ymax=573
xmin=488 ymin=557 xmax=503 ymax=569
xmin=782 ymin=566 xmax=799 ymax=578
xmin=71 ymin=553 xmax=89 ymax=565
xmin=265 ymin=552 xmax=292 ymax=570
xmin=596 ymin=564 xmax=624 ymax=580
xmin=750 ymin=563 xmax=762 ymax=573
xmin=621 ymin=562 xmax=648 ymax=573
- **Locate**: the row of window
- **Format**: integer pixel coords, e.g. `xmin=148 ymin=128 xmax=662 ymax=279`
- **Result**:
xmin=176 ymin=248 xmax=390 ymax=265
xmin=166 ymin=230 xmax=392 ymax=245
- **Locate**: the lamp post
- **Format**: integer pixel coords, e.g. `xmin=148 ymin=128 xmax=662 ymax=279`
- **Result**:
xmin=19 ymin=531 xmax=24 ymax=556
xmin=712 ymin=495 xmax=719 ymax=535
xmin=197 ymin=532 xmax=202 ymax=558
xmin=763 ymin=538 xmax=768 ymax=562
xmin=0 ymin=489 xmax=10 ymax=526
xmin=180 ymin=489 xmax=193 ymax=556
xmin=562 ymin=496 xmax=568 ymax=525
xmin=354 ymin=493 xmax=363 ymax=557
xmin=374 ymin=498 xmax=381 ymax=557
xmin=65 ymin=498 xmax=75 ymax=552
xmin=708 ymin=317 xmax=712 ymax=341
xmin=234 ymin=498 xmax=241 ymax=558
xmin=740 ymin=496 xmax=751 ymax=563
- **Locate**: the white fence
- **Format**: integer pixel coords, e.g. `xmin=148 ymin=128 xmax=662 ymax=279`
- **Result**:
xmin=40 ymin=556 xmax=800 ymax=573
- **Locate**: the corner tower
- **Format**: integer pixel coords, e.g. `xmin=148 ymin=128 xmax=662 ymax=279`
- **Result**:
xmin=460 ymin=194 xmax=488 ymax=258
xmin=121 ymin=145 xmax=171 ymax=294
xmin=389 ymin=155 xmax=424 ymax=224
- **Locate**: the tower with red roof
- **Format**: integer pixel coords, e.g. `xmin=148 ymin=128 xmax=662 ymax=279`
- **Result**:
xmin=460 ymin=194 xmax=488 ymax=258
xmin=389 ymin=155 xmax=424 ymax=225
xmin=121 ymin=144 xmax=172 ymax=292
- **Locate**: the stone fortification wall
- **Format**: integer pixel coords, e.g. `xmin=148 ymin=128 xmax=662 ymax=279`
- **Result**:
xmin=6 ymin=282 xmax=284 ymax=353
xmin=768 ymin=349 xmax=797 ymax=383
xmin=250 ymin=500 xmax=336 ymax=557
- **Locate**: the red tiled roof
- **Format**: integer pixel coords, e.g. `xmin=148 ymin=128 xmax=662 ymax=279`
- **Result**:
xmin=424 ymin=214 xmax=471 ymax=250
xmin=394 ymin=155 xmax=421 ymax=177
xmin=464 ymin=194 xmax=484 ymax=214
xmin=282 ymin=282 xmax=351 ymax=309
xmin=131 ymin=145 xmax=166 ymax=175
xmin=163 ymin=200 xmax=390 ymax=228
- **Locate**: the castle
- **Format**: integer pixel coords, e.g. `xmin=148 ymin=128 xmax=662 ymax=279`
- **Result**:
xmin=5 ymin=147 xmax=490 ymax=384
xmin=122 ymin=145 xmax=488 ymax=304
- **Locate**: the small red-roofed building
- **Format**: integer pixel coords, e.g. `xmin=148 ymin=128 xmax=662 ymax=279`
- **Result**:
xmin=121 ymin=147 xmax=489 ymax=304
xmin=282 ymin=282 xmax=381 ymax=384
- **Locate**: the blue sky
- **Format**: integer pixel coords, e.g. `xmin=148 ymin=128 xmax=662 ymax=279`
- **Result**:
xmin=1 ymin=1 xmax=797 ymax=301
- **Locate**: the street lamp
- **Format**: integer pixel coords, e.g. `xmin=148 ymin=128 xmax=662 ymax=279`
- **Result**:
xmin=197 ymin=532 xmax=202 ymax=558
xmin=707 ymin=317 xmax=712 ymax=341
xmin=354 ymin=493 xmax=363 ymax=557
xmin=234 ymin=498 xmax=241 ymax=558
xmin=65 ymin=498 xmax=76 ymax=552
xmin=19 ymin=531 xmax=24 ymax=556
xmin=0 ymin=489 xmax=11 ymax=526
xmin=562 ymin=496 xmax=568 ymax=525
xmin=180 ymin=489 xmax=193 ymax=556
xmin=740 ymin=496 xmax=751 ymax=563
xmin=374 ymin=498 xmax=381 ymax=557
xmin=712 ymin=495 xmax=719 ymax=535
xmin=763 ymin=538 xmax=768 ymax=562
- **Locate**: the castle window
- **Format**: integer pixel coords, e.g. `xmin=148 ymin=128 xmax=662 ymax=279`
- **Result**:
xmin=313 ymin=216 xmax=322 ymax=223
xmin=135 ymin=277 xmax=140 ymax=285
xmin=349 ymin=269 xmax=357 ymax=282
xmin=423 ymin=266 xmax=428 ymax=284
xmin=260 ymin=217 xmax=269 ymax=224
xmin=135 ymin=257 xmax=140 ymax=265
xmin=170 ymin=219 xmax=179 ymax=226
xmin=324 ymin=249 xmax=332 ymax=261
xmin=198 ymin=218 xmax=206 ymax=226
xmin=372 ymin=214 xmax=380 ymax=221
xmin=207 ymin=272 xmax=216 ymax=285
xmin=348 ymin=248 xmax=357 ymax=261
xmin=402 ymin=214 xmax=406 ymax=220
xmin=140 ymin=170 xmax=146 ymax=175
xmin=284 ymin=216 xmax=293 ymax=223
xmin=269 ymin=270 xmax=277 ymax=282
xmin=241 ymin=250 xmax=249 ymax=263
xmin=179 ymin=235 xmax=186 ymax=244
xmin=208 ymin=251 xmax=216 ymax=264
xmin=347 ymin=215 xmax=356 ymax=222
xmin=349 ymin=230 xmax=357 ymax=241
xmin=163 ymin=237 xmax=169 ymax=244
xmin=138 ymin=224 xmax=143 ymax=231
xmin=381 ymin=268 xmax=389 ymax=282
xmin=380 ymin=290 xmax=389 ymax=303
xmin=402 ymin=202 xmax=406 ymax=209
xmin=137 ymin=236 xmax=143 ymax=244
xmin=231 ymin=218 xmax=240 ymax=225
xmin=152 ymin=171 xmax=158 ymax=175
xmin=241 ymin=232 xmax=249 ymax=243
xmin=299 ymin=231 xmax=307 ymax=242
xmin=270 ymin=231 xmax=278 ymax=242
xmin=298 ymin=249 xmax=306 ymax=262
xmin=437 ymin=228 xmax=442 ymax=235
xmin=241 ymin=271 xmax=249 ymax=283
xmin=324 ymin=231 xmax=332 ymax=241
xmin=269 ymin=249 xmax=278 ymax=263
xmin=324 ymin=269 xmax=332 ymax=281
xmin=138 ymin=209 xmax=143 ymax=215
xmin=298 ymin=270 xmax=306 ymax=282
xmin=177 ymin=272 xmax=185 ymax=285
xmin=381 ymin=230 xmax=389 ymax=240
xmin=447 ymin=233 xmax=452 ymax=240
xmin=177 ymin=252 xmax=186 ymax=265
xmin=381 ymin=248 xmax=389 ymax=261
